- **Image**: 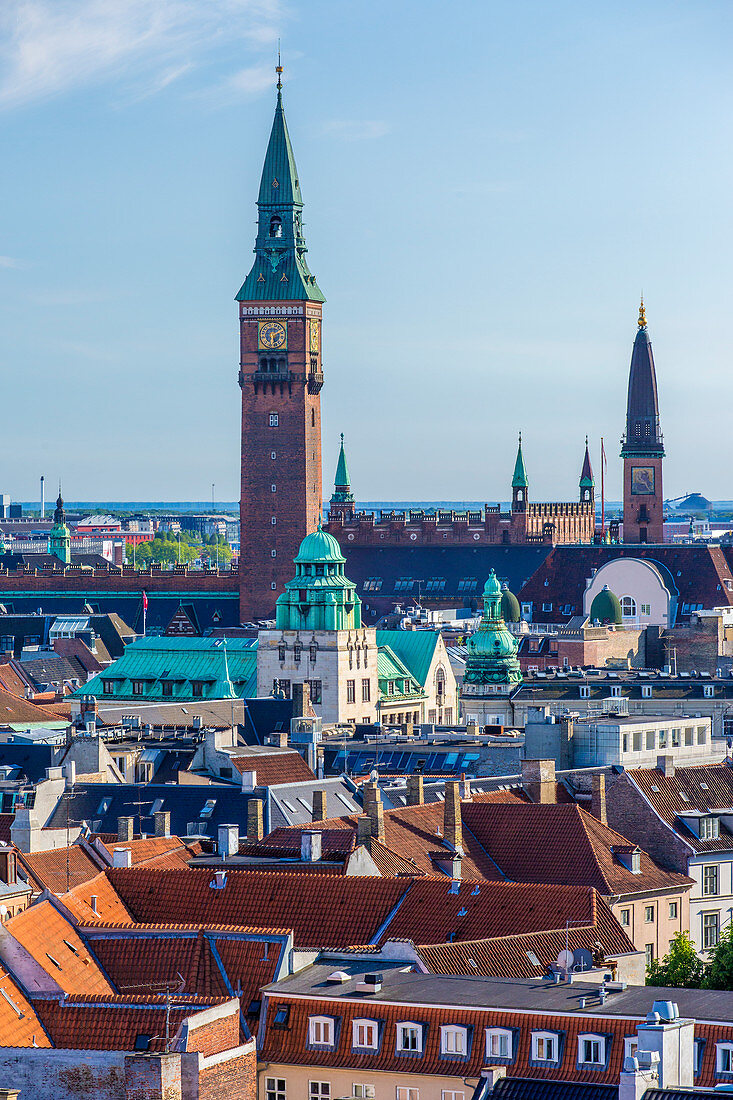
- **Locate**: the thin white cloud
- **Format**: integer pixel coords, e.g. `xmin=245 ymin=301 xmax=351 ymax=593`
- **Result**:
xmin=0 ymin=255 xmax=22 ymax=268
xmin=322 ymin=119 xmax=390 ymax=142
xmin=0 ymin=0 xmax=283 ymax=110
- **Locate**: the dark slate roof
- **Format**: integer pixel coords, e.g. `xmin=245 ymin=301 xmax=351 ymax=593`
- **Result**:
xmin=492 ymin=1079 xmax=618 ymax=1100
xmin=0 ymin=593 xmax=240 ymax=635
xmin=17 ymin=653 xmax=86 ymax=689
xmin=0 ymin=744 xmax=58 ymax=783
xmin=342 ymin=546 xmax=552 ymax=610
xmin=242 ymin=697 xmax=294 ymax=744
xmin=621 ymin=322 xmax=663 ymax=456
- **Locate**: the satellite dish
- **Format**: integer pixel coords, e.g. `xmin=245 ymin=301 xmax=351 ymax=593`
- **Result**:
xmin=573 ymin=948 xmax=594 ymax=972
xmin=557 ymin=949 xmax=574 ymax=970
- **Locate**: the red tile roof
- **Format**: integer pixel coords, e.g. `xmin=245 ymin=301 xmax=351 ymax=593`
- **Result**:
xmin=98 ymin=835 xmax=195 ymax=870
xmin=33 ymin=994 xmax=227 ymax=1052
xmin=60 ymin=872 xmax=132 ymax=924
xmin=86 ymin=928 xmax=229 ymax=999
xmin=18 ymin=845 xmax=106 ymax=894
xmin=258 ymin=991 xmax=731 ymax=1089
xmin=0 ymin=685 xmax=70 ymax=725
xmin=460 ymin=802 xmax=693 ymax=895
xmin=626 ymin=762 xmax=733 ymax=852
xmin=230 ymin=750 xmax=315 ymax=784
xmin=5 ymin=900 xmax=113 ymax=995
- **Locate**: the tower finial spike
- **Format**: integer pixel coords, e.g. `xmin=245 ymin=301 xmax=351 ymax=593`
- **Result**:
xmin=276 ymin=40 xmax=283 ymax=93
xmin=638 ymin=293 xmax=646 ymax=328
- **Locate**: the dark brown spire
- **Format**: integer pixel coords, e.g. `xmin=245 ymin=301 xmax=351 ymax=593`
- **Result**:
xmin=621 ymin=300 xmax=664 ymax=457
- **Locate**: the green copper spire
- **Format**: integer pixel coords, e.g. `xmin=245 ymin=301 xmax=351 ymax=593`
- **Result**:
xmin=48 ymin=485 xmax=71 ymax=565
xmin=463 ymin=570 xmax=522 ymax=689
xmin=512 ymin=433 xmax=529 ymax=489
xmin=331 ymin=434 xmax=354 ymax=504
xmin=580 ymin=436 xmax=594 ymax=489
xmin=236 ymin=65 xmax=325 ymax=303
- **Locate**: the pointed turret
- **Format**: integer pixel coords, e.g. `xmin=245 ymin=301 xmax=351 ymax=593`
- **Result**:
xmin=621 ymin=298 xmax=665 ymax=544
xmin=511 ymin=434 xmax=528 ymax=513
xmin=236 ymin=73 xmax=324 ymax=303
xmin=621 ymin=297 xmax=663 ymax=458
xmin=48 ymin=483 xmax=71 ymax=565
xmin=328 ymin=434 xmax=355 ymax=523
xmin=580 ymin=436 xmax=594 ymax=504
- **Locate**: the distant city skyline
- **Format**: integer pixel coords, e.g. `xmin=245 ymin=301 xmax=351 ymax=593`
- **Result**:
xmin=2 ymin=1 xmax=733 ymax=501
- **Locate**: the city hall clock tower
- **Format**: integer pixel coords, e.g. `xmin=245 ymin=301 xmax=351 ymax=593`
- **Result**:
xmin=237 ymin=66 xmax=325 ymax=621
xmin=621 ymin=300 xmax=665 ymax=544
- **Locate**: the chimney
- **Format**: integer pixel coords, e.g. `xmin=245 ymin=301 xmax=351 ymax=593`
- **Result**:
xmin=89 ymin=894 xmax=98 ymax=915
xmin=0 ymin=1089 xmax=21 ymax=1100
xmin=312 ymin=789 xmax=327 ymax=822
xmin=460 ymin=773 xmax=472 ymax=801
xmin=218 ymin=824 xmax=239 ymax=858
xmin=0 ymin=847 xmax=17 ymax=886
xmin=301 ymin=831 xmax=322 ymax=862
xmin=154 ymin=811 xmax=170 ymax=838
xmin=368 ymin=797 xmax=385 ymax=845
xmin=117 ymin=816 xmax=134 ymax=842
xmin=112 ymin=847 xmax=132 ymax=869
xmin=521 ymin=759 xmax=556 ymax=803
xmin=275 ymin=730 xmax=289 ymax=748
xmin=292 ymin=681 xmax=311 ymax=718
xmin=407 ymin=774 xmax=424 ymax=806
xmin=444 ymin=781 xmax=462 ymax=850
xmin=634 ymin=1005 xmax=694 ymax=1090
xmin=247 ymin=798 xmax=264 ymax=842
xmin=357 ymin=815 xmax=372 ymax=847
xmin=240 ymin=769 xmax=257 ymax=792
xmin=63 ymin=760 xmax=76 ymax=789
xmin=619 ymin=1051 xmax=659 ymax=1100
xmin=657 ymin=755 xmax=675 ymax=777
xmin=591 ymin=774 xmax=607 ymax=825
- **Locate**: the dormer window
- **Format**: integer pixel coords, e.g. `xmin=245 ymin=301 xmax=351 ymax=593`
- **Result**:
xmin=717 ymin=1043 xmax=733 ymax=1075
xmin=642 ymin=685 xmax=652 ymax=698
xmin=531 ymin=1031 xmax=560 ymax=1063
xmin=396 ymin=1022 xmax=423 ymax=1053
xmin=308 ymin=1015 xmax=335 ymax=1048
xmin=579 ymin=1034 xmax=606 ymax=1066
xmin=700 ymin=816 xmax=720 ymax=841
xmin=486 ymin=1028 xmax=512 ymax=1060
xmin=353 ymin=1019 xmax=379 ymax=1051
xmin=440 ymin=1025 xmax=468 ymax=1056
xmin=269 ymin=215 xmax=283 ymax=238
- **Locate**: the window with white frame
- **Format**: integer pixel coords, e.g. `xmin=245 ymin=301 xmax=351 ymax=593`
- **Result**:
xmin=442 ymin=1092 xmax=464 ymax=1100
xmin=440 ymin=1025 xmax=468 ymax=1056
xmin=266 ymin=1079 xmax=286 ymax=1100
xmin=580 ymin=685 xmax=590 ymax=699
xmin=309 ymin=1084 xmax=330 ymax=1100
xmin=717 ymin=1043 xmax=733 ymax=1074
xmin=532 ymin=1031 xmax=559 ymax=1062
xmin=579 ymin=1035 xmax=605 ymax=1065
xmin=352 ymin=1087 xmax=375 ymax=1099
xmin=353 ymin=1019 xmax=378 ymax=1050
xmin=396 ymin=1023 xmax=423 ymax=1053
xmin=396 ymin=1089 xmax=419 ymax=1100
xmin=624 ymin=1037 xmax=638 ymax=1062
xmin=486 ymin=1028 xmax=512 ymax=1059
xmin=308 ymin=1016 xmax=335 ymax=1047
xmin=700 ymin=817 xmax=720 ymax=841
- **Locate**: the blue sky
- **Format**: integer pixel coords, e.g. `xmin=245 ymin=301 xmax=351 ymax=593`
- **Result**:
xmin=2 ymin=0 xmax=733 ymax=505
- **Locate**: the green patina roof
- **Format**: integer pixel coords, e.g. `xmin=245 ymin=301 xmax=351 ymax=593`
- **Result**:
xmin=512 ymin=435 xmax=529 ymax=489
xmin=376 ymin=629 xmax=439 ymax=691
xmin=331 ymin=434 xmax=354 ymax=504
xmin=377 ymin=645 xmax=425 ymax=700
xmin=464 ymin=570 xmax=522 ymax=687
xmin=293 ymin=526 xmax=346 ymax=565
xmin=501 ymin=585 xmax=521 ymax=623
xmin=589 ymin=585 xmax=623 ymax=626
xmin=79 ymin=637 xmax=258 ymax=702
xmin=236 ymin=88 xmax=325 ymax=304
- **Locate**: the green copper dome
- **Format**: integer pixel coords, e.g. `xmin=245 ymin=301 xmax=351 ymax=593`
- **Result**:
xmin=501 ymin=584 xmax=521 ymax=623
xmin=590 ymin=585 xmax=623 ymax=626
xmin=463 ymin=570 xmax=522 ymax=689
xmin=294 ymin=525 xmax=346 ymax=565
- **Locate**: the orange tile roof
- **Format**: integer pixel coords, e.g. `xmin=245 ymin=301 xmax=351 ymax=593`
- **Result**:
xmin=0 ymin=664 xmax=30 ymax=696
xmin=19 ymin=845 xmax=106 ymax=894
xmin=99 ymin=836 xmax=195 ymax=870
xmin=0 ymin=964 xmax=50 ymax=1047
xmin=627 ymin=762 xmax=733 ymax=852
xmin=0 ymin=685 xmax=70 ymax=725
xmin=60 ymin=871 xmax=133 ymax=924
xmin=5 ymin=900 xmax=114 ymax=995
xmin=88 ymin=928 xmax=229 ymax=999
xmin=460 ymin=802 xmax=694 ymax=895
xmin=230 ymin=750 xmax=316 ymax=784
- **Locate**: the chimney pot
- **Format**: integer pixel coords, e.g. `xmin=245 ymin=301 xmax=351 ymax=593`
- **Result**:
xmin=312 ymin=789 xmax=327 ymax=822
xmin=117 ymin=816 xmax=134 ymax=842
xmin=247 ymin=798 xmax=264 ymax=842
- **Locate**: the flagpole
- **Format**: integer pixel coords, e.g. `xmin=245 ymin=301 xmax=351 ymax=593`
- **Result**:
xmin=600 ymin=436 xmax=606 ymax=540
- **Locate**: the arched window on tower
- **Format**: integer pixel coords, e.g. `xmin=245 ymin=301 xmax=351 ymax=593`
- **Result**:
xmin=269 ymin=215 xmax=282 ymax=238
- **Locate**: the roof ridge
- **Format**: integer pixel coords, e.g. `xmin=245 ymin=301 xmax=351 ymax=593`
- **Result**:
xmin=575 ymin=806 xmax=615 ymax=893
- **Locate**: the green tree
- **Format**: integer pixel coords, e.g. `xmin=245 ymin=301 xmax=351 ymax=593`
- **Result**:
xmin=646 ymin=932 xmax=704 ymax=988
xmin=703 ymin=925 xmax=733 ymax=990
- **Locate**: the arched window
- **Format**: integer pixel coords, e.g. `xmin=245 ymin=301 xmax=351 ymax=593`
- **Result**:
xmin=516 ymin=489 xmax=523 ymax=502
xmin=435 ymin=666 xmax=446 ymax=698
xmin=621 ymin=595 xmax=637 ymax=618
xmin=269 ymin=215 xmax=282 ymax=238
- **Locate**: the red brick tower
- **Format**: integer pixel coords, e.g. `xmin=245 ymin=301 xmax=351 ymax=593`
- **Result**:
xmin=621 ymin=299 xmax=664 ymax=544
xmin=237 ymin=68 xmax=325 ymax=622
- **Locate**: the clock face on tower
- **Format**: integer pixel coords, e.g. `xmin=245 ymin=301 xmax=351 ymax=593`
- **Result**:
xmin=309 ymin=319 xmax=320 ymax=354
xmin=258 ymin=320 xmax=287 ymax=350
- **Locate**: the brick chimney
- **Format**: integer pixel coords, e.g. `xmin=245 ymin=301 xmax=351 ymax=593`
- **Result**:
xmin=369 ymin=798 xmax=385 ymax=844
xmin=357 ymin=815 xmax=372 ymax=847
xmin=247 ymin=798 xmax=264 ymax=842
xmin=591 ymin=774 xmax=607 ymax=825
xmin=117 ymin=816 xmax=134 ymax=842
xmin=312 ymin=789 xmax=327 ymax=822
xmin=407 ymin=774 xmax=424 ymax=806
xmin=292 ymin=681 xmax=311 ymax=719
xmin=521 ymin=759 xmax=556 ymax=804
xmin=460 ymin=773 xmax=472 ymax=801
xmin=154 ymin=811 xmax=170 ymax=838
xmin=0 ymin=847 xmax=17 ymax=886
xmin=444 ymin=780 xmax=462 ymax=851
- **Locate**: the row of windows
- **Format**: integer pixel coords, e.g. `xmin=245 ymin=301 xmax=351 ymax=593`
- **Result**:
xmin=304 ymin=1016 xmax=607 ymax=1065
xmin=611 ymin=725 xmax=708 ymax=749
xmin=272 ymin=679 xmax=323 ymax=704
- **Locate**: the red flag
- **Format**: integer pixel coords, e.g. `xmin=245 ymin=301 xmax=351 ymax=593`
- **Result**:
xmin=142 ymin=591 xmax=148 ymax=611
